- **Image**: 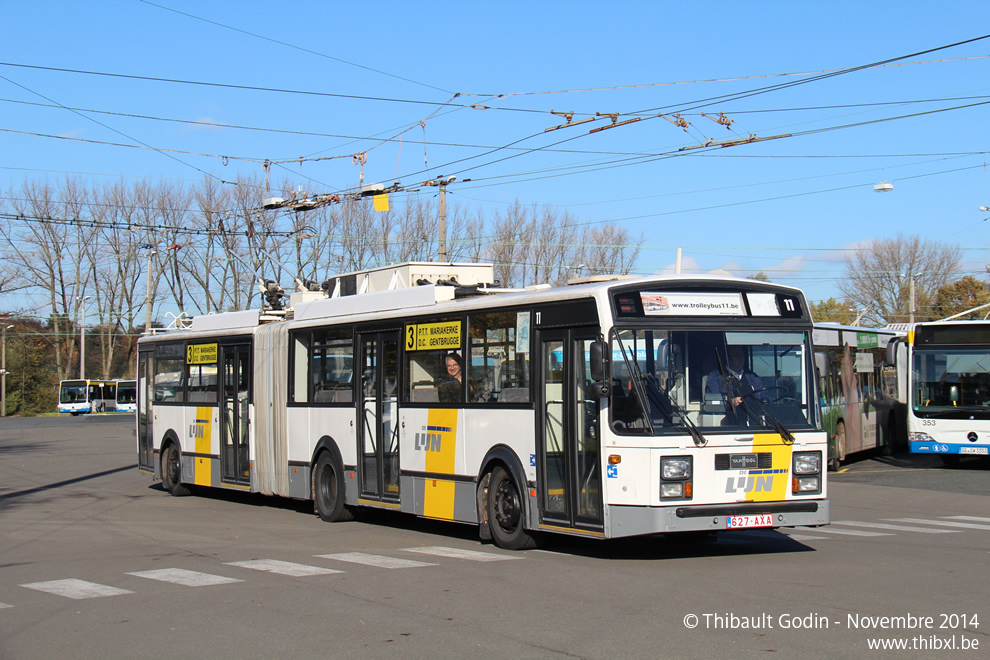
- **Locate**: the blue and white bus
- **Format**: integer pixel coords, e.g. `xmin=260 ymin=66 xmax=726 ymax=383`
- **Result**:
xmin=886 ymin=320 xmax=990 ymax=464
xmin=58 ymin=379 xmax=117 ymax=415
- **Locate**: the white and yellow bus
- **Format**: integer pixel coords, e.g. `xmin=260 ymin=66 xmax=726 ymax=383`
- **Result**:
xmin=136 ymin=263 xmax=828 ymax=549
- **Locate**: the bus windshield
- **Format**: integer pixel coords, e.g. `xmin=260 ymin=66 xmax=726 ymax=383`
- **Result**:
xmin=59 ymin=381 xmax=87 ymax=403
xmin=610 ymin=329 xmax=814 ymax=435
xmin=912 ymin=346 xmax=990 ymax=418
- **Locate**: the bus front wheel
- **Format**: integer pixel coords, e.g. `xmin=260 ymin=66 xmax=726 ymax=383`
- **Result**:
xmin=161 ymin=444 xmax=191 ymax=497
xmin=313 ymin=451 xmax=354 ymax=523
xmin=487 ymin=466 xmax=542 ymax=550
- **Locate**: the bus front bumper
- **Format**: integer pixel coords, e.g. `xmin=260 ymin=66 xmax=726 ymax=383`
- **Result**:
xmin=609 ymin=499 xmax=829 ymax=536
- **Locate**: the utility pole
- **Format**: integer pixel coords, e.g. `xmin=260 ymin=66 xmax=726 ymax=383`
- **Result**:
xmin=909 ymin=275 xmax=916 ymax=324
xmin=141 ymin=244 xmax=155 ymax=333
xmin=423 ymin=176 xmax=456 ymax=262
xmin=1 ymin=324 xmax=12 ymax=417
xmin=78 ymin=295 xmax=90 ymax=380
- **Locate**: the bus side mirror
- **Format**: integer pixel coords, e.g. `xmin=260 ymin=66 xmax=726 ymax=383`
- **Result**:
xmin=589 ymin=340 xmax=607 ymax=382
xmin=589 ymin=339 xmax=610 ymax=397
xmin=884 ymin=338 xmax=900 ymax=367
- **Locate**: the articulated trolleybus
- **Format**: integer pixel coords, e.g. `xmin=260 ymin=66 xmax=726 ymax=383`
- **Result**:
xmin=136 ymin=263 xmax=828 ymax=549
xmin=886 ymin=320 xmax=990 ymax=464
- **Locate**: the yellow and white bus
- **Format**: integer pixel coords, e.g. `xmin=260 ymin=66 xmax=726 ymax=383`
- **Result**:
xmin=136 ymin=263 xmax=828 ymax=549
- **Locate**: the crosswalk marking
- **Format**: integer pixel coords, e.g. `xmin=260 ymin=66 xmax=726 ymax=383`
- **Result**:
xmin=0 ymin=602 xmax=14 ymax=608
xmin=833 ymin=520 xmax=959 ymax=534
xmin=795 ymin=526 xmax=893 ymax=537
xmin=127 ymin=568 xmax=243 ymax=587
xmin=885 ymin=518 xmax=990 ymax=532
xmin=944 ymin=515 xmax=990 ymax=523
xmin=314 ymin=552 xmax=437 ymax=569
xmin=225 ymin=559 xmax=343 ymax=576
xmin=401 ymin=546 xmax=521 ymax=562
xmin=21 ymin=579 xmax=133 ymax=600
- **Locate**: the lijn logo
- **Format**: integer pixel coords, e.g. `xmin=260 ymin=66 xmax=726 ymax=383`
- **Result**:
xmin=725 ymin=475 xmax=774 ymax=494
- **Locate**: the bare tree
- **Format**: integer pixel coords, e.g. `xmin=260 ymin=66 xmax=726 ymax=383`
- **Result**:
xmin=575 ymin=223 xmax=643 ymax=280
xmin=0 ymin=179 xmax=93 ymax=379
xmin=838 ymin=233 xmax=961 ymax=325
xmin=486 ymin=201 xmax=529 ymax=288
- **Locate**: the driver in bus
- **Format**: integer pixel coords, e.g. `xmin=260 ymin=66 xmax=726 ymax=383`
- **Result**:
xmin=706 ymin=345 xmax=768 ymax=408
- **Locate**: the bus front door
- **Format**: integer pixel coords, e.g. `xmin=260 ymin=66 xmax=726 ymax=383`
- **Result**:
xmin=357 ymin=330 xmax=400 ymax=503
xmin=137 ymin=351 xmax=154 ymax=473
xmin=539 ymin=328 xmax=604 ymax=532
xmin=220 ymin=343 xmax=251 ymax=486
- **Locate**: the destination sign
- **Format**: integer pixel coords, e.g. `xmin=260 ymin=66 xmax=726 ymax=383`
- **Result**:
xmin=187 ymin=343 xmax=218 ymax=364
xmin=406 ymin=321 xmax=462 ymax=351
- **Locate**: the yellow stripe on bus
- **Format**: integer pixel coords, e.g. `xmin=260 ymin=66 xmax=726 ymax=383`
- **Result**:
xmin=423 ymin=408 xmax=458 ymax=520
xmin=746 ymin=432 xmax=792 ymax=503
xmin=194 ymin=406 xmax=213 ymax=486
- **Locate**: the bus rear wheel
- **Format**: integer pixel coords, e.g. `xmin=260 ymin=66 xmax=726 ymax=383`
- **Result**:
xmin=313 ymin=451 xmax=354 ymax=522
xmin=161 ymin=443 xmax=191 ymax=497
xmin=829 ymin=421 xmax=847 ymax=471
xmin=487 ymin=466 xmax=542 ymax=550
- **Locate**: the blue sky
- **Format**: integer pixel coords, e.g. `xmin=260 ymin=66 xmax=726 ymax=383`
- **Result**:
xmin=2 ymin=0 xmax=990 ymax=305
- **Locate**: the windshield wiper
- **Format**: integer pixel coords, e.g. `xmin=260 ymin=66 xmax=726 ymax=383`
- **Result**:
xmin=738 ymin=390 xmax=795 ymax=443
xmin=614 ymin=339 xmax=707 ymax=446
xmin=640 ymin=373 xmax=708 ymax=447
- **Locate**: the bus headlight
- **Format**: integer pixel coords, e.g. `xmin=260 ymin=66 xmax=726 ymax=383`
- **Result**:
xmin=660 ymin=456 xmax=692 ymax=499
xmin=792 ymin=451 xmax=821 ymax=494
xmin=908 ymin=432 xmax=934 ymax=443
xmin=661 ymin=457 xmax=691 ymax=480
xmin=792 ymin=452 xmax=821 ymax=475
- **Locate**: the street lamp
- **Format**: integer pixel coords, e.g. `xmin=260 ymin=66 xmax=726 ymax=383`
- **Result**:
xmin=77 ymin=295 xmax=91 ymax=380
xmin=1 ymin=324 xmax=12 ymax=417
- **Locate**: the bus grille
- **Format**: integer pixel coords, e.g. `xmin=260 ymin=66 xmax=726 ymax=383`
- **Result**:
xmin=714 ymin=453 xmax=773 ymax=470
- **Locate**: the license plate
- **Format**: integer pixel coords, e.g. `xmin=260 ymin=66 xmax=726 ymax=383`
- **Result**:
xmin=726 ymin=514 xmax=773 ymax=529
xmin=960 ymin=447 xmax=989 ymax=455
xmin=730 ymin=453 xmax=758 ymax=469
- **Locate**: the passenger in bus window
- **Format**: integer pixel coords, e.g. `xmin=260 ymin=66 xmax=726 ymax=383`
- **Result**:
xmin=439 ymin=353 xmax=464 ymax=402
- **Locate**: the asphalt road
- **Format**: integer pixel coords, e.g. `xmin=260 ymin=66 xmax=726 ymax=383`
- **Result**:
xmin=1 ymin=415 xmax=987 ymax=659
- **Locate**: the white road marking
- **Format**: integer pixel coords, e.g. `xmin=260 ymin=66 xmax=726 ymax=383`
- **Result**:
xmin=833 ymin=520 xmax=959 ymax=534
xmin=783 ymin=534 xmax=828 ymax=541
xmin=944 ymin=515 xmax=990 ymax=523
xmin=21 ymin=579 xmax=133 ymax=600
xmin=886 ymin=518 xmax=990 ymax=532
xmin=126 ymin=568 xmax=243 ymax=587
xmin=225 ymin=559 xmax=343 ymax=576
xmin=794 ymin=527 xmax=893 ymax=537
xmin=315 ymin=552 xmax=436 ymax=569
xmin=0 ymin=602 xmax=13 ymax=608
xmin=401 ymin=546 xmax=521 ymax=561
